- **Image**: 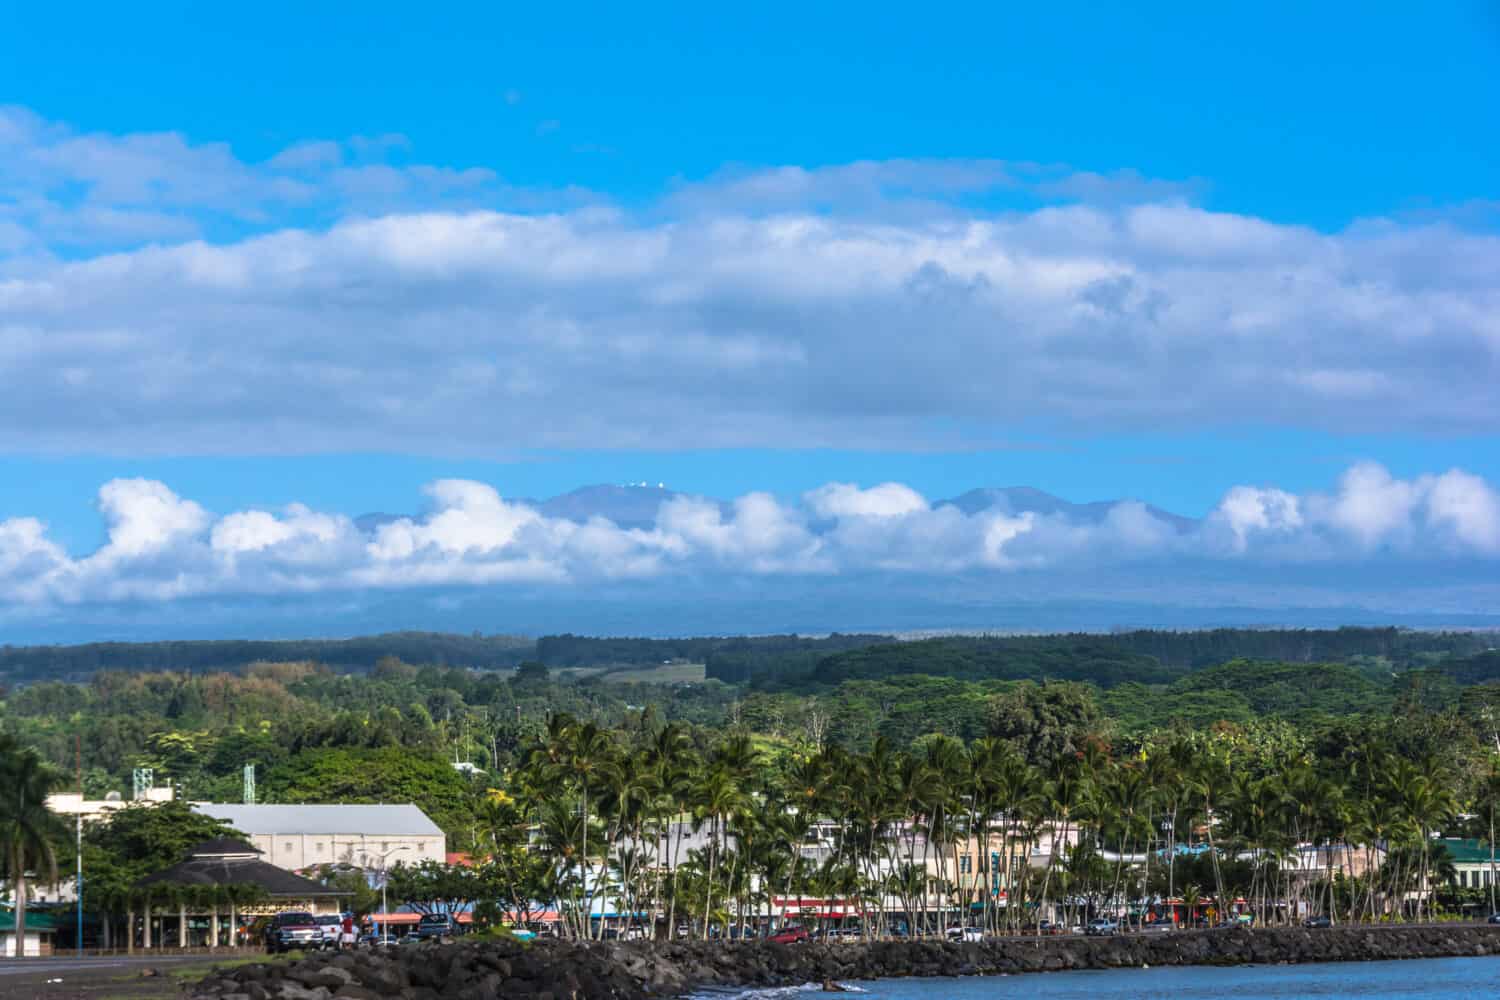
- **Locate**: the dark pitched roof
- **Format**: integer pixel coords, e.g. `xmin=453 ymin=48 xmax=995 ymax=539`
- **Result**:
xmin=189 ymin=838 xmax=262 ymax=857
xmin=137 ymin=854 xmax=350 ymax=898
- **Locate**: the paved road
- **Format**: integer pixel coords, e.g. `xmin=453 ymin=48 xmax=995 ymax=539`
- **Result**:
xmin=0 ymin=954 xmax=209 ymax=977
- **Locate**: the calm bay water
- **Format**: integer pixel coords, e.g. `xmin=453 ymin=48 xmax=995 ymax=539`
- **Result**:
xmin=696 ymin=957 xmax=1500 ymax=999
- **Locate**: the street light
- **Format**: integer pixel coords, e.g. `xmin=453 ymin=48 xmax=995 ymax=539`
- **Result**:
xmin=373 ymin=846 xmax=409 ymax=946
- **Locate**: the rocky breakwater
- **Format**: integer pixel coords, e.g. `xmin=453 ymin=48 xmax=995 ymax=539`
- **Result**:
xmin=191 ymin=925 xmax=1500 ymax=1000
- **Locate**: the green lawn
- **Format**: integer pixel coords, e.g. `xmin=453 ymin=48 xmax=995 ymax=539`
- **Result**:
xmin=600 ymin=662 xmax=707 ymax=684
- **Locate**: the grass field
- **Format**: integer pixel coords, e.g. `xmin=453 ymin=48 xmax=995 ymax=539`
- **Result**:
xmin=599 ymin=662 xmax=707 ymax=684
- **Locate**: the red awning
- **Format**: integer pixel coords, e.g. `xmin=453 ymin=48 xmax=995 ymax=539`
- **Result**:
xmin=369 ymin=912 xmax=473 ymax=925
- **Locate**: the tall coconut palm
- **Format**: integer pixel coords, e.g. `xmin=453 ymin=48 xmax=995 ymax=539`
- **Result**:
xmin=0 ymin=735 xmax=64 ymax=953
xmin=1037 ymin=753 xmax=1087 ymax=932
xmin=693 ymin=750 xmax=754 ymax=940
xmin=1099 ymin=763 xmax=1151 ymax=918
xmin=1186 ymin=753 xmax=1230 ymax=917
xmin=1476 ymin=756 xmax=1500 ymax=916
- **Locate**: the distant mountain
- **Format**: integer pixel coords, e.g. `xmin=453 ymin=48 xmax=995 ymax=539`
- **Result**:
xmin=355 ymin=484 xmax=1194 ymax=533
xmin=938 ymin=486 xmax=1197 ymax=533
xmin=533 ymin=484 xmax=692 ymax=530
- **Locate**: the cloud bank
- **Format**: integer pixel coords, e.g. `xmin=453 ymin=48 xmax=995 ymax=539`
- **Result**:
xmin=1 ymin=106 xmax=1496 ymax=454
xmin=1 ymin=464 xmax=1496 ymax=610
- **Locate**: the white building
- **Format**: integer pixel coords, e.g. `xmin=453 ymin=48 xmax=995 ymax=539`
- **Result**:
xmin=45 ymin=785 xmax=175 ymax=822
xmin=191 ymin=803 xmax=446 ymax=872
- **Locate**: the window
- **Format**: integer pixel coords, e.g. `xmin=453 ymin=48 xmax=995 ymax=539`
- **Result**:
xmin=315 ymin=843 xmax=324 ymax=854
xmin=959 ymin=854 xmax=972 ymax=875
xmin=284 ymin=842 xmax=294 ymax=853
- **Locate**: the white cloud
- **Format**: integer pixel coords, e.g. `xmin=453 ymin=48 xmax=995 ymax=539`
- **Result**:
xmin=1424 ymin=468 xmax=1500 ymax=554
xmin=0 ymin=105 xmax=593 ymax=254
xmin=94 ymin=478 xmax=210 ymax=558
xmin=1209 ymin=485 xmax=1303 ymax=553
xmin=1 ymin=106 xmax=1495 ymax=454
xmin=806 ymin=482 xmax=929 ymax=519
xmin=0 ymin=464 xmax=1495 ymax=610
xmin=1318 ymin=462 xmax=1421 ymax=551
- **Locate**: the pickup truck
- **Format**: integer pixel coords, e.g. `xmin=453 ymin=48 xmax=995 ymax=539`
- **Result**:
xmin=413 ymin=912 xmax=463 ymax=941
xmin=315 ymin=914 xmax=344 ymax=950
xmin=265 ymin=911 xmax=324 ymax=953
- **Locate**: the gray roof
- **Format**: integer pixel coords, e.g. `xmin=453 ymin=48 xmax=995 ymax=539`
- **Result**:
xmin=192 ymin=802 xmax=443 ymax=837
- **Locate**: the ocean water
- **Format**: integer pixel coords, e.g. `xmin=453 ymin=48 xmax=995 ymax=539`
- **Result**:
xmin=693 ymin=957 xmax=1500 ymax=999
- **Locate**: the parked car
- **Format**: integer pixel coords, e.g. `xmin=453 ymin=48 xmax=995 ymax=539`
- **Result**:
xmin=315 ymin=914 xmax=344 ymax=949
xmin=1488 ymin=913 xmax=1500 ymax=925
xmin=413 ymin=912 xmax=463 ymax=941
xmin=768 ymin=925 xmax=810 ymax=944
xmin=264 ymin=911 xmax=323 ymax=953
xmin=945 ymin=926 xmax=983 ymax=942
xmin=1303 ymin=915 xmax=1332 ymax=929
xmin=1084 ymin=917 xmax=1119 ymax=937
xmin=1036 ymin=920 xmax=1064 ymax=936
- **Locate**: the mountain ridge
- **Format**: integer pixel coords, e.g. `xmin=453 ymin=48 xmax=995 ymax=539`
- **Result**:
xmin=355 ymin=483 xmax=1198 ymax=533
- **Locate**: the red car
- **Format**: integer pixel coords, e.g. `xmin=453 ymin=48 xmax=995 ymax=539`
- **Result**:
xmin=768 ymin=925 xmax=810 ymax=944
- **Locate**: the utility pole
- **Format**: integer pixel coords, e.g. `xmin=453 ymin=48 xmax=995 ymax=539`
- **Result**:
xmin=373 ymin=846 xmax=409 ymax=946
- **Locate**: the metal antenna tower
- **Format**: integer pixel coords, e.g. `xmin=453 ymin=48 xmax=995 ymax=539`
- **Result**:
xmin=243 ymin=764 xmax=256 ymax=804
xmin=132 ymin=767 xmax=154 ymax=801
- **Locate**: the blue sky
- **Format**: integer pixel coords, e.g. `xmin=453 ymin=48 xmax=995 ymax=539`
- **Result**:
xmin=7 ymin=3 xmax=1497 ymax=227
xmin=0 ymin=3 xmax=1497 ymax=637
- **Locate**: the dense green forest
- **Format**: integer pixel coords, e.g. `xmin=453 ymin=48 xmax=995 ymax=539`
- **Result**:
xmin=0 ymin=630 xmax=888 ymax=683
xmin=5 ymin=626 xmax=1485 ymax=686
xmin=0 ymin=631 xmax=535 ymax=681
xmin=733 ymin=628 xmax=1493 ymax=688
xmin=1 ymin=628 xmax=1497 ymax=856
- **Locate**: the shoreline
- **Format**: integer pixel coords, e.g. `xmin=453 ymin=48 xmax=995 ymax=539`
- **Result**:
xmin=187 ymin=925 xmax=1500 ymax=999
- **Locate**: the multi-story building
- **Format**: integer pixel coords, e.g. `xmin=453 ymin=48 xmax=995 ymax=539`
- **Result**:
xmin=190 ymin=803 xmax=446 ymax=872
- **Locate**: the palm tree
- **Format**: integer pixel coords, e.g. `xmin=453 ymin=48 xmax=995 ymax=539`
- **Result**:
xmin=1180 ymin=883 xmax=1202 ymax=927
xmin=531 ymin=716 xmax=620 ymax=938
xmin=991 ymin=752 xmax=1043 ymax=931
xmin=1475 ymin=756 xmax=1500 ymax=916
xmin=0 ymin=735 xmax=64 ymax=953
xmin=1186 ymin=753 xmax=1230 ymax=917
xmin=693 ymin=748 xmax=754 ymax=940
xmin=1099 ymin=762 xmax=1150 ymax=918
xmin=1037 ymin=754 xmax=1086 ymax=932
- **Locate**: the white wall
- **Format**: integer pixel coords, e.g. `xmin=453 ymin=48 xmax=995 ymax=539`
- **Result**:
xmin=1 ymin=931 xmax=48 ymax=957
xmin=246 ymin=832 xmax=446 ymax=871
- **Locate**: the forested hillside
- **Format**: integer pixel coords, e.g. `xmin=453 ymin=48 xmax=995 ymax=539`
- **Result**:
xmin=0 ymin=631 xmax=534 ymax=682
xmin=537 ymin=632 xmax=885 ymax=669
xmin=727 ymin=628 xmax=1493 ymax=689
xmin=4 ymin=626 xmax=1484 ymax=687
xmin=2 ymin=626 xmax=1498 ymax=850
